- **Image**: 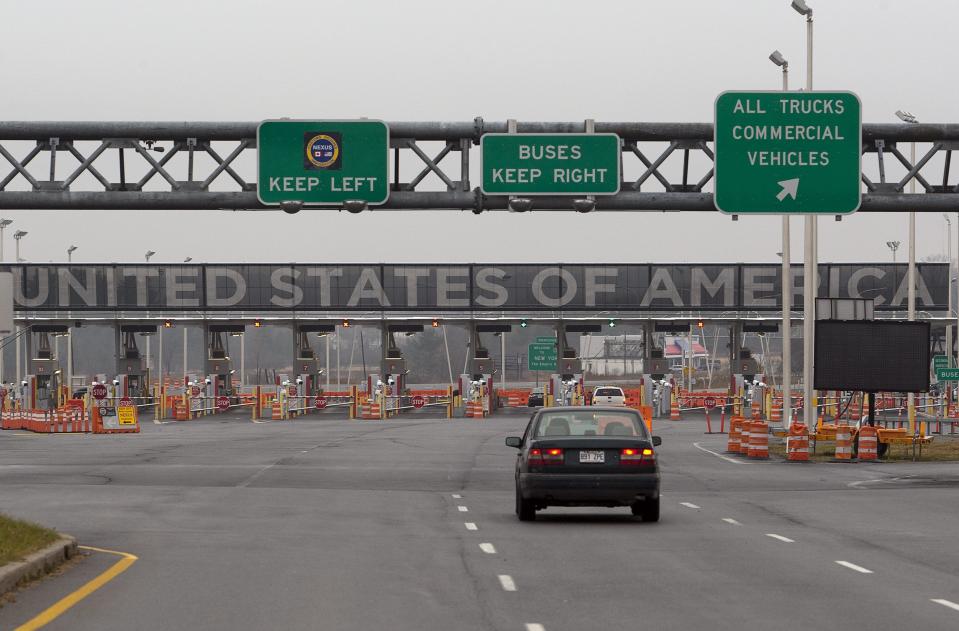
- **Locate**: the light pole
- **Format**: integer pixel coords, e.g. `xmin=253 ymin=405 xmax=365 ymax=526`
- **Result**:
xmin=791 ymin=0 xmax=815 ymax=428
xmin=13 ymin=230 xmax=27 ymax=263
xmin=145 ymin=250 xmax=156 ymax=263
xmin=896 ymin=109 xmax=919 ymax=434
xmin=67 ymin=245 xmax=77 ymax=263
xmin=886 ymin=240 xmax=901 ymax=263
xmin=144 ymin=250 xmax=156 ymax=379
xmin=946 ymin=214 xmax=954 ymax=369
xmin=184 ymin=257 xmax=193 ymax=263
xmin=0 ymin=219 xmax=12 ymax=262
xmin=770 ymin=48 xmax=792 ymax=425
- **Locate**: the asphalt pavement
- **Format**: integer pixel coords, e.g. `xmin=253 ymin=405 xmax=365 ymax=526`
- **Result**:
xmin=2 ymin=408 xmax=959 ymax=630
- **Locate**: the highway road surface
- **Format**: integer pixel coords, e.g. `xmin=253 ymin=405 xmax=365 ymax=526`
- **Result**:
xmin=2 ymin=410 xmax=959 ymax=630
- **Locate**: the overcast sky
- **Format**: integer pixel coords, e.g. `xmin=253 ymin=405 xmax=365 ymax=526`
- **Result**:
xmin=0 ymin=0 xmax=956 ymax=264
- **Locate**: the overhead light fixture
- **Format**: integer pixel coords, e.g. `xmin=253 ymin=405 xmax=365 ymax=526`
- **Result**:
xmin=280 ymin=201 xmax=303 ymax=214
xmin=343 ymin=199 xmax=368 ymax=214
xmin=163 ymin=320 xmax=174 ymax=328
xmin=768 ymin=50 xmax=788 ymax=67
xmin=791 ymin=0 xmax=812 ymax=16
xmin=431 ymin=319 xmax=440 ymax=328
xmin=508 ymin=198 xmax=533 ymax=213
xmin=342 ymin=319 xmax=351 ymax=328
xmin=253 ymin=319 xmax=262 ymax=328
xmin=572 ymin=198 xmax=596 ymax=213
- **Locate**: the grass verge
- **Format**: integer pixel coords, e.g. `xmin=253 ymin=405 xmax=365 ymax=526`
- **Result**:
xmin=0 ymin=514 xmax=60 ymax=566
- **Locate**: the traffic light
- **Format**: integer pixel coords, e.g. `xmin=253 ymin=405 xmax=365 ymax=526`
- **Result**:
xmin=608 ymin=318 xmax=616 ymax=328
xmin=163 ymin=319 xmax=174 ymax=328
xmin=520 ymin=320 xmax=528 ymax=328
xmin=342 ymin=319 xmax=351 ymax=328
xmin=253 ymin=319 xmax=262 ymax=328
xmin=431 ymin=318 xmax=440 ymax=328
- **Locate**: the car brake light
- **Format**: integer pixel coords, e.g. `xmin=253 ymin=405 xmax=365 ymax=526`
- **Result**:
xmin=529 ymin=447 xmax=564 ymax=466
xmin=621 ymin=447 xmax=656 ymax=466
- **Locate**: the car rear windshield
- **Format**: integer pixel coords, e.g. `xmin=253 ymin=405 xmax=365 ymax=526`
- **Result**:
xmin=594 ymin=388 xmax=624 ymax=397
xmin=534 ymin=410 xmax=648 ymax=438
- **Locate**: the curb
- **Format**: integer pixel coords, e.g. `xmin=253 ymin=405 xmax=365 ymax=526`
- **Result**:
xmin=0 ymin=535 xmax=78 ymax=597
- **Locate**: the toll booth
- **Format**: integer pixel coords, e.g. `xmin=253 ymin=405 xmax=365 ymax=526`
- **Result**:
xmin=115 ymin=325 xmax=154 ymax=399
xmin=294 ymin=324 xmax=334 ymax=398
xmin=644 ymin=322 xmax=681 ymax=418
xmin=547 ymin=323 xmax=596 ymax=407
xmin=382 ymin=323 xmax=424 ymax=399
xmin=205 ymin=324 xmax=240 ymax=398
xmin=24 ymin=325 xmax=67 ymax=410
xmin=730 ymin=322 xmax=762 ymax=417
xmin=464 ymin=323 xmax=510 ymax=414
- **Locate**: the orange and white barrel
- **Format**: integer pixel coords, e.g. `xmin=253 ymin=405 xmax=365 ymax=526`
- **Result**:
xmin=858 ymin=425 xmax=879 ymax=461
xmin=748 ymin=421 xmax=769 ymax=459
xmin=786 ymin=422 xmax=810 ymax=461
xmin=835 ymin=423 xmax=853 ymax=460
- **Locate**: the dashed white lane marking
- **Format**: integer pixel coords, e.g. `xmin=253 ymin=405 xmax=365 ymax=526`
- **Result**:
xmin=835 ymin=560 xmax=873 ymax=574
xmin=526 ymin=625 xmax=546 ymax=631
xmin=722 ymin=518 xmax=742 ymax=525
xmin=693 ymin=442 xmax=747 ymax=464
xmin=680 ymin=502 xmax=701 ymax=509
xmin=464 ymin=522 xmax=478 ymax=531
xmin=766 ymin=533 xmax=795 ymax=543
xmin=479 ymin=543 xmax=497 ymax=554
xmin=457 ymin=505 xmax=469 ymax=512
xmin=452 ymin=493 xmax=462 ymax=499
xmin=931 ymin=599 xmax=959 ymax=612
xmin=498 ymin=574 xmax=517 ymax=592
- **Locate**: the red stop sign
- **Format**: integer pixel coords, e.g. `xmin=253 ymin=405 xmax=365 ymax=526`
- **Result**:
xmin=704 ymin=397 xmax=717 ymax=410
xmin=288 ymin=385 xmax=298 ymax=397
xmin=191 ymin=385 xmax=201 ymax=397
xmin=119 ymin=397 xmax=133 ymax=407
xmin=92 ymin=384 xmax=107 ymax=400
xmin=315 ymin=396 xmax=327 ymax=409
xmin=412 ymin=395 xmax=426 ymax=409
xmin=215 ymin=396 xmax=230 ymax=412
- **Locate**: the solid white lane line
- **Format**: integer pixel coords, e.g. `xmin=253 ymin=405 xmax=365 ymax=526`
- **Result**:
xmin=479 ymin=543 xmax=496 ymax=554
xmin=457 ymin=505 xmax=469 ymax=512
xmin=835 ymin=560 xmax=873 ymax=574
xmin=931 ymin=599 xmax=959 ymax=612
xmin=766 ymin=533 xmax=795 ymax=543
xmin=680 ymin=502 xmax=701 ymax=509
xmin=498 ymin=574 xmax=517 ymax=592
xmin=693 ymin=442 xmax=747 ymax=464
xmin=722 ymin=518 xmax=742 ymax=525
xmin=465 ymin=522 xmax=478 ymax=531
xmin=526 ymin=625 xmax=546 ymax=631
xmin=452 ymin=493 xmax=462 ymax=499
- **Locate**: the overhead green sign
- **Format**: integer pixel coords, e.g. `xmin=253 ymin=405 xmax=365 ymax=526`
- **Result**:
xmin=257 ymin=119 xmax=390 ymax=206
xmin=714 ymin=91 xmax=861 ymax=214
xmin=481 ymin=134 xmax=621 ymax=195
xmin=936 ymin=367 xmax=959 ymax=381
xmin=933 ymin=355 xmax=949 ymax=371
xmin=535 ymin=336 xmax=556 ymax=344
xmin=528 ymin=342 xmax=557 ymax=371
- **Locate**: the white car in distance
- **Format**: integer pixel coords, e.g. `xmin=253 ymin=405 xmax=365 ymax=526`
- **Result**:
xmin=591 ymin=386 xmax=626 ymax=406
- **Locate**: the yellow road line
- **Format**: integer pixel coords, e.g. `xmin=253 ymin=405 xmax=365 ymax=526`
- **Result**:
xmin=14 ymin=545 xmax=138 ymax=631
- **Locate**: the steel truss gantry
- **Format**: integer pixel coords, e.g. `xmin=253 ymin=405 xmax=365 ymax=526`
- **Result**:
xmin=1 ymin=120 xmax=958 ymax=212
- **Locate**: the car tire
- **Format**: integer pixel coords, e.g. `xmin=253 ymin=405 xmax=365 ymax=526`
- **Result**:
xmin=516 ymin=488 xmax=536 ymax=522
xmin=632 ymin=498 xmax=660 ymax=522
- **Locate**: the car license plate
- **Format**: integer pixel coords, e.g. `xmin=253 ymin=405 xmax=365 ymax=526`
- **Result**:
xmin=579 ymin=450 xmax=605 ymax=463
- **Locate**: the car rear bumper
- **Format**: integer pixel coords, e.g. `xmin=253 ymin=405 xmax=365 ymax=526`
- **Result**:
xmin=519 ymin=472 xmax=660 ymax=505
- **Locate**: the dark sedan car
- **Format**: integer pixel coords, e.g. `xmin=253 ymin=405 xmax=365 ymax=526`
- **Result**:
xmin=527 ymin=387 xmax=545 ymax=407
xmin=506 ymin=406 xmax=661 ymax=522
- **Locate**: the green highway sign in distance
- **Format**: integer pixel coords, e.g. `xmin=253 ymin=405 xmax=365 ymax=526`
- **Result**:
xmin=481 ymin=134 xmax=621 ymax=195
xmin=934 ymin=355 xmax=949 ymax=370
xmin=257 ymin=120 xmax=390 ymax=206
xmin=936 ymin=368 xmax=959 ymax=381
xmin=535 ymin=336 xmax=556 ymax=344
xmin=714 ymin=91 xmax=862 ymax=214
xmin=528 ymin=342 xmax=557 ymax=371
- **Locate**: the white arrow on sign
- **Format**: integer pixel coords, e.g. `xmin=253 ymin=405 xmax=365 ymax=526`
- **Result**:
xmin=776 ymin=178 xmax=799 ymax=201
